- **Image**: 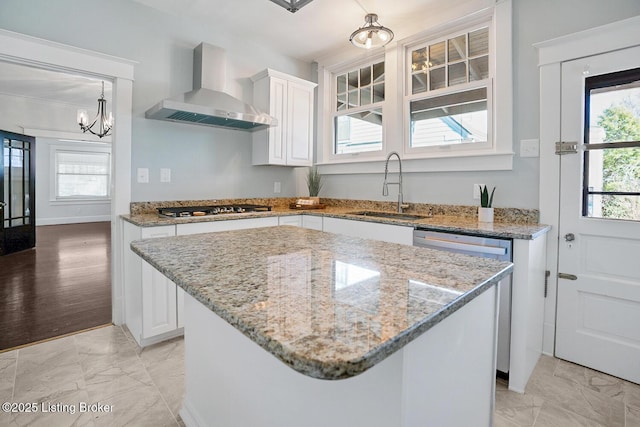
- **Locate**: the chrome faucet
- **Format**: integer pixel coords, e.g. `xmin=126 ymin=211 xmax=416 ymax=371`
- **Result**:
xmin=382 ymin=151 xmax=409 ymax=213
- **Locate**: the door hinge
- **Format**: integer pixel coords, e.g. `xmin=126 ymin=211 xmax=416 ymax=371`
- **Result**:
xmin=558 ymin=272 xmax=578 ymax=280
xmin=544 ymin=270 xmax=550 ymax=297
xmin=555 ymin=141 xmax=579 ymax=155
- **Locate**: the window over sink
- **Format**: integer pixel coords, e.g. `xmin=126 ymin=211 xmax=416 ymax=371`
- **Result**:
xmin=316 ymin=1 xmax=513 ymax=173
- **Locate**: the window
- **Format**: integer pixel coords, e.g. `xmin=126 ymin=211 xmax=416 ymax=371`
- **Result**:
xmin=584 ymin=67 xmax=640 ymax=221
xmin=333 ymin=60 xmax=385 ymax=155
xmin=406 ymin=26 xmax=492 ymax=151
xmin=55 ymin=149 xmax=111 ymax=200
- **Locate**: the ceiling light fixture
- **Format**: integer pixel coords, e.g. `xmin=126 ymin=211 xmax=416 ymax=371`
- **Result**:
xmin=269 ymin=0 xmax=314 ymax=13
xmin=349 ymin=13 xmax=394 ymax=49
xmin=77 ymin=81 xmax=113 ymax=138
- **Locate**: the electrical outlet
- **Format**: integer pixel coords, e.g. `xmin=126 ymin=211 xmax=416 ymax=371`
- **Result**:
xmin=473 ymin=183 xmax=485 ymax=200
xmin=160 ymin=168 xmax=171 ymax=183
xmin=520 ymin=139 xmax=540 ymax=157
xmin=274 ymin=181 xmax=281 ymax=194
xmin=137 ymin=168 xmax=149 ymax=183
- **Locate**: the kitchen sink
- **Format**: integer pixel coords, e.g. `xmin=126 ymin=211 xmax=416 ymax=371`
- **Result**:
xmin=347 ymin=211 xmax=430 ymax=221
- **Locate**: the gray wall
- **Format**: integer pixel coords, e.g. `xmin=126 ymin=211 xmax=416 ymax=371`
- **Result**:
xmin=320 ymin=0 xmax=640 ymax=209
xmin=0 ymin=0 xmax=311 ymax=202
xmin=2 ymin=0 xmax=639 ymax=208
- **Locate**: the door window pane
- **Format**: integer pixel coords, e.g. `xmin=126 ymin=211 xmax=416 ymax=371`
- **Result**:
xmin=584 ymin=67 xmax=640 ymax=220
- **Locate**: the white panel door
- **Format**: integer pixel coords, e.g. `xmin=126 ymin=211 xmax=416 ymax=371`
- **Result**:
xmin=556 ymin=46 xmax=640 ymax=384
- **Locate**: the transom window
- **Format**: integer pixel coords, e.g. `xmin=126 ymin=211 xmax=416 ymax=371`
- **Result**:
xmin=333 ymin=60 xmax=385 ymax=155
xmin=406 ymin=26 xmax=492 ymax=150
xmin=584 ymin=67 xmax=640 ymax=221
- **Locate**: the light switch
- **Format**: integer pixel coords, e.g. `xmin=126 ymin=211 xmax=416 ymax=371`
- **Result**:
xmin=137 ymin=168 xmax=149 ymax=183
xmin=160 ymin=168 xmax=171 ymax=183
xmin=473 ymin=183 xmax=485 ymax=200
xmin=520 ymin=139 xmax=540 ymax=158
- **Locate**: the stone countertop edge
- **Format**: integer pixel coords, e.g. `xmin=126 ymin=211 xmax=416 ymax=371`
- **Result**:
xmin=122 ymin=207 xmax=551 ymax=240
xmin=130 ymin=227 xmax=513 ymax=380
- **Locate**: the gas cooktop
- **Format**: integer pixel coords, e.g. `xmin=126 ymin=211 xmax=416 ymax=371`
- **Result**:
xmin=157 ymin=204 xmax=272 ymax=218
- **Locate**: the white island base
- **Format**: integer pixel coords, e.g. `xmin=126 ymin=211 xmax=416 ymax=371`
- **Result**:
xmin=179 ymin=284 xmax=500 ymax=427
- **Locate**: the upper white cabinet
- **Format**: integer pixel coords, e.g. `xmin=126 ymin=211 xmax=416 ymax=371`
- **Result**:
xmin=251 ymin=69 xmax=317 ymax=166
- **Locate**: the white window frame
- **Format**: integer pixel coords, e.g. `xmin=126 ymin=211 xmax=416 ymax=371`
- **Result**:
xmin=315 ymin=0 xmax=513 ymax=174
xmin=49 ymin=143 xmax=112 ymax=204
xmin=325 ymin=54 xmax=388 ymax=163
xmin=403 ymin=23 xmax=494 ymax=157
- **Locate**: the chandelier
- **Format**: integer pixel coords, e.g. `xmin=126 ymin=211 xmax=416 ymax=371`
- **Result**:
xmin=269 ymin=0 xmax=314 ymax=13
xmin=349 ymin=13 xmax=394 ymax=49
xmin=77 ymin=81 xmax=113 ymax=138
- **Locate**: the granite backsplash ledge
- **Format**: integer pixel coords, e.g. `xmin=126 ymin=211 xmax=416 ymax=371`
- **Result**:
xmin=130 ymin=198 xmax=539 ymax=224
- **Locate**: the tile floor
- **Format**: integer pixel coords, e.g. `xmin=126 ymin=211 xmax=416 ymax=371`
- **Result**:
xmin=1 ymin=324 xmax=639 ymax=426
xmin=0 ymin=325 xmax=184 ymax=426
xmin=495 ymin=354 xmax=640 ymax=427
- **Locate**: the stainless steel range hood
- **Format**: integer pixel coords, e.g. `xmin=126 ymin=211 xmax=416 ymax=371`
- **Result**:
xmin=145 ymin=43 xmax=276 ymax=131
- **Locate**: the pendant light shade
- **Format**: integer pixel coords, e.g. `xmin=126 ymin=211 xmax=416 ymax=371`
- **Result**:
xmin=349 ymin=13 xmax=394 ymax=49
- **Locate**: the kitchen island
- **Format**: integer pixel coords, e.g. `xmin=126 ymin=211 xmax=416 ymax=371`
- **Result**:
xmin=131 ymin=226 xmax=512 ymax=427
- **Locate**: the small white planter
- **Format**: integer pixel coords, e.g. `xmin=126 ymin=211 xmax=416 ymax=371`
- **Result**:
xmin=478 ymin=207 xmax=494 ymax=223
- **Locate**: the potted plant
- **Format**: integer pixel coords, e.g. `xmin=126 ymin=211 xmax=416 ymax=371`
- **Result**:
xmin=478 ymin=185 xmax=495 ymax=222
xmin=306 ymin=166 xmax=323 ymax=205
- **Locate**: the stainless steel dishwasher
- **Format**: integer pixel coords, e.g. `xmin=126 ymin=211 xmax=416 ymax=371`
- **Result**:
xmin=413 ymin=229 xmax=513 ymax=377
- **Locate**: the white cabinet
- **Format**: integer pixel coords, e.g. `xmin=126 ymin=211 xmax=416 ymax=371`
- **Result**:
xmin=251 ymin=69 xmax=316 ymax=166
xmin=141 ymin=260 xmax=178 ymax=338
xmin=279 ymin=215 xmax=302 ymax=227
xmin=123 ymin=222 xmax=183 ymax=347
xmin=322 ymin=217 xmax=414 ymax=245
xmin=302 ymin=215 xmax=323 ymax=230
xmin=177 ymin=217 xmax=279 ymax=235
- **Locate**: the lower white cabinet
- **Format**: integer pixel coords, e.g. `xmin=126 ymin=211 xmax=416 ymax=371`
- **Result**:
xmin=123 ymin=222 xmax=183 ymax=347
xmin=141 ymin=259 xmax=178 ymax=338
xmin=302 ymin=215 xmax=323 ymax=230
xmin=125 ymin=217 xmax=280 ymax=347
xmin=278 ymin=215 xmax=302 ymax=227
xmin=177 ymin=217 xmax=279 ymax=235
xmin=322 ymin=217 xmax=414 ymax=245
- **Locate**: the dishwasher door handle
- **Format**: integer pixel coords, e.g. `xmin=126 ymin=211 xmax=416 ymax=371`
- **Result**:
xmin=417 ymin=237 xmax=507 ymax=256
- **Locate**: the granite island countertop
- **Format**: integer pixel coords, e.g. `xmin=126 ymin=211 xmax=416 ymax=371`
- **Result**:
xmin=122 ymin=205 xmax=550 ymax=240
xmin=130 ymin=226 xmax=512 ymax=380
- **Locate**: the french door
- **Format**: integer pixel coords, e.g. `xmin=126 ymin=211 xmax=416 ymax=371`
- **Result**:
xmin=555 ymin=47 xmax=640 ymax=383
xmin=0 ymin=130 xmax=36 ymax=255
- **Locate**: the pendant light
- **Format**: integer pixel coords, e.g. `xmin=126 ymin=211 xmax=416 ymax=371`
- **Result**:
xmin=349 ymin=13 xmax=394 ymax=49
xmin=77 ymin=81 xmax=113 ymax=138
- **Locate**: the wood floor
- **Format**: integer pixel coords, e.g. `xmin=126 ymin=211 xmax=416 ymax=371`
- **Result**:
xmin=0 ymin=222 xmax=111 ymax=350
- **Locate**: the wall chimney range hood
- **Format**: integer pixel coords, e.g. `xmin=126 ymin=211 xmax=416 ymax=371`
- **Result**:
xmin=145 ymin=43 xmax=276 ymax=131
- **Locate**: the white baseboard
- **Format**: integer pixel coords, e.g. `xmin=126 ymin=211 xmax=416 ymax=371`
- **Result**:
xmin=36 ymin=215 xmax=111 ymax=226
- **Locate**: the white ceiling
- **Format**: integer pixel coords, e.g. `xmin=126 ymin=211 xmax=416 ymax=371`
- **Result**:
xmin=0 ymin=61 xmax=111 ymax=109
xmin=0 ymin=0 xmax=475 ymax=109
xmin=130 ymin=0 xmax=457 ymax=62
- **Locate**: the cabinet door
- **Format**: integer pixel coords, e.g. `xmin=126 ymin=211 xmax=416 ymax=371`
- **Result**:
xmin=286 ymin=81 xmax=314 ymax=166
xmin=269 ymin=77 xmax=287 ymax=165
xmin=279 ymin=215 xmax=302 ymax=227
xmin=322 ymin=217 xmax=413 ymax=245
xmin=302 ymin=215 xmax=323 ymax=230
xmin=176 ymin=217 xmax=279 ymax=235
xmin=141 ymin=260 xmax=178 ymax=338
